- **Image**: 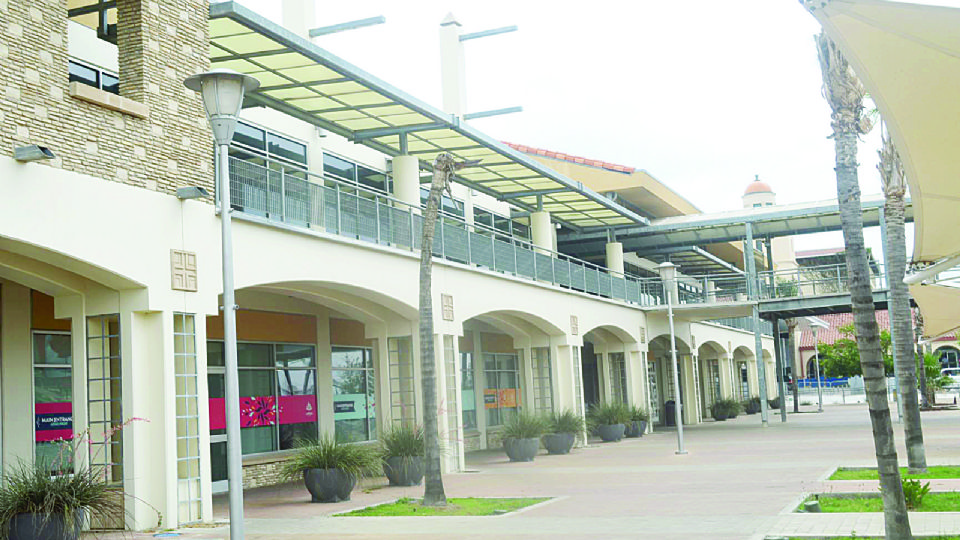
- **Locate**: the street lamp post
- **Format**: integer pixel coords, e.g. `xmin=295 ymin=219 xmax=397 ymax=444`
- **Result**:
xmin=659 ymin=262 xmax=687 ymax=455
xmin=814 ymin=328 xmax=823 ymax=412
xmin=184 ymin=68 xmax=260 ymax=540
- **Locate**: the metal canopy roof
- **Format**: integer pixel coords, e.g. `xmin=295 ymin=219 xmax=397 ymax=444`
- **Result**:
xmin=208 ymin=2 xmax=645 ymax=230
xmin=559 ymin=195 xmax=912 ymax=256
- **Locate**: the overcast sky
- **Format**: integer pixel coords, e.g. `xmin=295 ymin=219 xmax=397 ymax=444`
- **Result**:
xmin=234 ymin=0 xmax=956 ymax=259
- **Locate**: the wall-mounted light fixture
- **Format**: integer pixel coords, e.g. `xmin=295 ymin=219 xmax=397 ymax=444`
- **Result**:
xmin=176 ymin=186 xmax=211 ymax=200
xmin=14 ymin=145 xmax=56 ymax=162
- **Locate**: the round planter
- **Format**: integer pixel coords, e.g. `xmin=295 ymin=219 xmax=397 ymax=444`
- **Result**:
xmin=638 ymin=420 xmax=648 ymax=436
xmin=713 ymin=410 xmax=728 ymax=421
xmin=624 ymin=420 xmax=641 ymax=438
xmin=597 ymin=423 xmax=625 ymax=442
xmin=542 ymin=432 xmax=576 ymax=455
xmin=383 ymin=456 xmax=424 ymax=487
xmin=503 ymin=437 xmax=540 ymax=462
xmin=303 ymin=468 xmax=356 ymax=503
xmin=7 ymin=511 xmax=83 ymax=540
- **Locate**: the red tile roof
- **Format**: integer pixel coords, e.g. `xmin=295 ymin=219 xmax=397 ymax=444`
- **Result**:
xmin=503 ymin=142 xmax=636 ymax=174
xmin=798 ymin=310 xmax=913 ymax=349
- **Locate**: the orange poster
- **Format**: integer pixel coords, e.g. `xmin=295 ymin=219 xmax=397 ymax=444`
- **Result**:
xmin=498 ymin=388 xmax=517 ymax=408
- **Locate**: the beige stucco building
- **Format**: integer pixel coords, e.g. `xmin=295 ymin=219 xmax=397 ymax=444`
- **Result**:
xmin=0 ymin=0 xmax=778 ymax=532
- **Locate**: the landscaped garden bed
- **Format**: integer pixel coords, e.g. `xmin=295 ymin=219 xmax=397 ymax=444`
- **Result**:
xmin=340 ymin=497 xmax=550 ymax=516
xmin=798 ymin=492 xmax=960 ymax=513
xmin=829 ymin=466 xmax=960 ymax=480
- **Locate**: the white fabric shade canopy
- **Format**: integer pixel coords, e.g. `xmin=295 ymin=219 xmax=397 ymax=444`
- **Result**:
xmin=805 ymin=0 xmax=960 ymax=263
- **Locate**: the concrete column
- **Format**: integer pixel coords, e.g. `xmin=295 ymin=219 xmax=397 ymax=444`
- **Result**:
xmin=1 ymin=281 xmax=32 ymax=466
xmin=605 ymin=242 xmax=625 ymax=275
xmin=439 ymin=14 xmax=467 ymax=116
xmin=448 ymin=335 xmax=465 ymax=472
xmin=316 ymin=312 xmax=334 ymax=438
xmin=393 ymin=155 xmax=421 ymax=210
xmin=531 ymin=211 xmax=552 ymax=253
xmin=281 ymin=0 xmax=317 ymax=40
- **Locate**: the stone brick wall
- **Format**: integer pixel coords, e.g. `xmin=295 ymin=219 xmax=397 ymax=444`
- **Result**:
xmin=0 ymin=0 xmax=213 ymax=195
xmin=242 ymin=455 xmax=291 ymax=490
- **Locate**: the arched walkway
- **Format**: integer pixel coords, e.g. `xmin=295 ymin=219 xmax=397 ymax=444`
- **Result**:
xmin=697 ymin=340 xmax=727 ymax=418
xmin=648 ymin=334 xmax=691 ymax=426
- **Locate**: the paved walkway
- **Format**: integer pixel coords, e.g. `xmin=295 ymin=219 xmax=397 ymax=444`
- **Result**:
xmin=94 ymin=403 xmax=960 ymax=539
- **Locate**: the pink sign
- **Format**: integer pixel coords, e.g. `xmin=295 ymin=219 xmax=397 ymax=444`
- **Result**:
xmin=209 ymin=395 xmax=317 ymax=430
xmin=278 ymin=394 xmax=318 ymax=425
xmin=35 ymin=402 xmax=73 ymax=443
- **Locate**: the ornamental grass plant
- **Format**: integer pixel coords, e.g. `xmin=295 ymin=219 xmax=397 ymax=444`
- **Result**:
xmin=548 ymin=409 xmax=585 ymax=434
xmin=280 ymin=436 xmax=380 ymax=482
xmin=588 ymin=402 xmax=631 ymax=426
xmin=379 ymin=423 xmax=424 ymax=459
xmin=629 ymin=406 xmax=650 ymax=422
xmin=501 ymin=412 xmax=549 ymax=440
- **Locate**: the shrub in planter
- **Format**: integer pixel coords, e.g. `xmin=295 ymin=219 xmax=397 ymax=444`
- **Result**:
xmin=724 ymin=399 xmax=742 ymax=419
xmin=768 ymin=398 xmax=781 ymax=410
xmin=281 ymin=436 xmax=379 ymax=503
xmin=625 ymin=406 xmax=649 ymax=437
xmin=588 ymin=402 xmax=631 ymax=442
xmin=501 ymin=412 xmax=548 ymax=462
xmin=711 ymin=401 xmax=729 ymax=421
xmin=743 ymin=397 xmax=761 ymax=415
xmin=542 ymin=410 xmax=585 ymax=455
xmin=379 ymin=424 xmax=424 ymax=487
xmin=0 ymin=458 xmax=122 ymax=540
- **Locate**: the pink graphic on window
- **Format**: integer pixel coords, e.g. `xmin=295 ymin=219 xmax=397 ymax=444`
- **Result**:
xmin=210 ymin=395 xmax=317 ymax=429
xmin=240 ymin=396 xmax=276 ymax=427
xmin=278 ymin=395 xmax=317 ymax=425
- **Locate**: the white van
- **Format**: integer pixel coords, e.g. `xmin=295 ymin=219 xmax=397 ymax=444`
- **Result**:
xmin=940 ymin=367 xmax=960 ymax=388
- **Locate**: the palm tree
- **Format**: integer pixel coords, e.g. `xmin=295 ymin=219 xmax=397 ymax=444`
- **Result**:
xmin=878 ymin=128 xmax=927 ymax=473
xmin=417 ymin=153 xmax=457 ymax=507
xmin=815 ymin=32 xmax=912 ymax=539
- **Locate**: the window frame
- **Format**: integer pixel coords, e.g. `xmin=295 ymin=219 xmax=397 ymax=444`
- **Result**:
xmin=482 ymin=352 xmax=521 ymax=427
xmin=231 ymin=120 xmax=309 ymax=170
xmin=31 ymin=330 xmax=74 ymax=470
xmin=330 ymin=346 xmax=377 ymax=443
xmin=68 ymin=58 xmax=119 ymax=95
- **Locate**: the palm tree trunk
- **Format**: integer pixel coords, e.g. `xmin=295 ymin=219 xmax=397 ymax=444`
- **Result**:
xmin=419 ymin=154 xmax=451 ymax=506
xmin=915 ymin=313 xmax=929 ymax=408
xmin=816 ymin=33 xmax=911 ymax=539
xmin=883 ymin=184 xmax=927 ymax=472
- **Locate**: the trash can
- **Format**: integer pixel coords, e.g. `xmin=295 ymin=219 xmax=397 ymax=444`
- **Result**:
xmin=665 ymin=400 xmax=676 ymax=427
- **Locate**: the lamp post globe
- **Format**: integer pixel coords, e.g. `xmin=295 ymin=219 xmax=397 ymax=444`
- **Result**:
xmin=184 ymin=68 xmax=260 ymax=145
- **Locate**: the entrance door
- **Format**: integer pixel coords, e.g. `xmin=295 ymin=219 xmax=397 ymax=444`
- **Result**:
xmin=207 ymin=372 xmax=228 ymax=494
xmin=580 ymin=343 xmax=601 ymax=408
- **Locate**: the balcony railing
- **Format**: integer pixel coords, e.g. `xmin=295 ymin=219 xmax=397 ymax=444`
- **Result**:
xmin=222 ymin=148 xmax=667 ymax=306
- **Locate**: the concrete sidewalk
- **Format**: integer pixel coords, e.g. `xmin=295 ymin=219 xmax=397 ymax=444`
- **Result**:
xmin=94 ymin=403 xmax=960 ymax=539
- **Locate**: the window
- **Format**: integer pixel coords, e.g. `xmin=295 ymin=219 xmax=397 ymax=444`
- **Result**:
xmin=173 ymin=314 xmax=201 ymax=525
xmin=483 ymin=352 xmax=520 ymax=427
xmin=739 ymin=362 xmax=750 ymax=401
xmin=609 ymin=352 xmax=628 ymax=405
xmin=207 ymin=341 xmax=318 ymax=456
xmin=68 ymin=59 xmax=119 ymax=95
xmin=68 ymin=0 xmax=117 ymax=44
xmin=331 ymin=347 xmax=376 ymax=443
xmin=325 ymin=153 xmax=390 ymax=194
xmin=33 ymin=332 xmax=73 ymax=472
xmin=531 ymin=347 xmax=553 ymax=413
xmin=461 ymin=352 xmax=477 ymax=430
xmin=938 ymin=347 xmax=960 ymax=370
xmin=231 ymin=121 xmax=307 ymax=168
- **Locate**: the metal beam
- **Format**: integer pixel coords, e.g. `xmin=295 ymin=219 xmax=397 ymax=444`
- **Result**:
xmin=501 ymin=188 xmax=567 ymax=200
xmin=351 ymin=121 xmax=452 ymax=141
xmin=463 ymin=106 xmax=523 ymax=120
xmin=460 ymin=25 xmax=518 ymax=41
xmin=309 ymin=16 xmax=386 ymax=37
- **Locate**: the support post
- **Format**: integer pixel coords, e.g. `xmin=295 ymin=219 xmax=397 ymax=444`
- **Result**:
xmin=745 ymin=222 xmax=769 ymax=426
xmin=659 ymin=262 xmax=686 ymax=454
xmin=814 ymin=328 xmax=824 ymax=413
xmin=773 ymin=319 xmax=787 ymax=422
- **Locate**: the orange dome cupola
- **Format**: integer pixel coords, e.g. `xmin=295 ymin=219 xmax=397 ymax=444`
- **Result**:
xmin=744 ymin=175 xmax=772 ymax=196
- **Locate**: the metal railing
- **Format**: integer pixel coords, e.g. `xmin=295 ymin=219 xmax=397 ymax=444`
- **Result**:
xmin=218 ymin=149 xmax=886 ymax=324
xmin=222 ymin=149 xmax=667 ymax=306
xmin=706 ymin=317 xmax=774 ymax=336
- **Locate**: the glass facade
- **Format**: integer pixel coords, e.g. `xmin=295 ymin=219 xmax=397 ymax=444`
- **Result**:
xmin=173 ymin=314 xmax=201 ymax=525
xmin=331 ymin=347 xmax=376 ymax=443
xmin=324 ymin=153 xmax=390 ymax=194
xmin=207 ymin=341 xmax=318 ymax=456
xmin=483 ymin=352 xmax=520 ymax=426
xmin=531 ymin=347 xmax=553 ymax=413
